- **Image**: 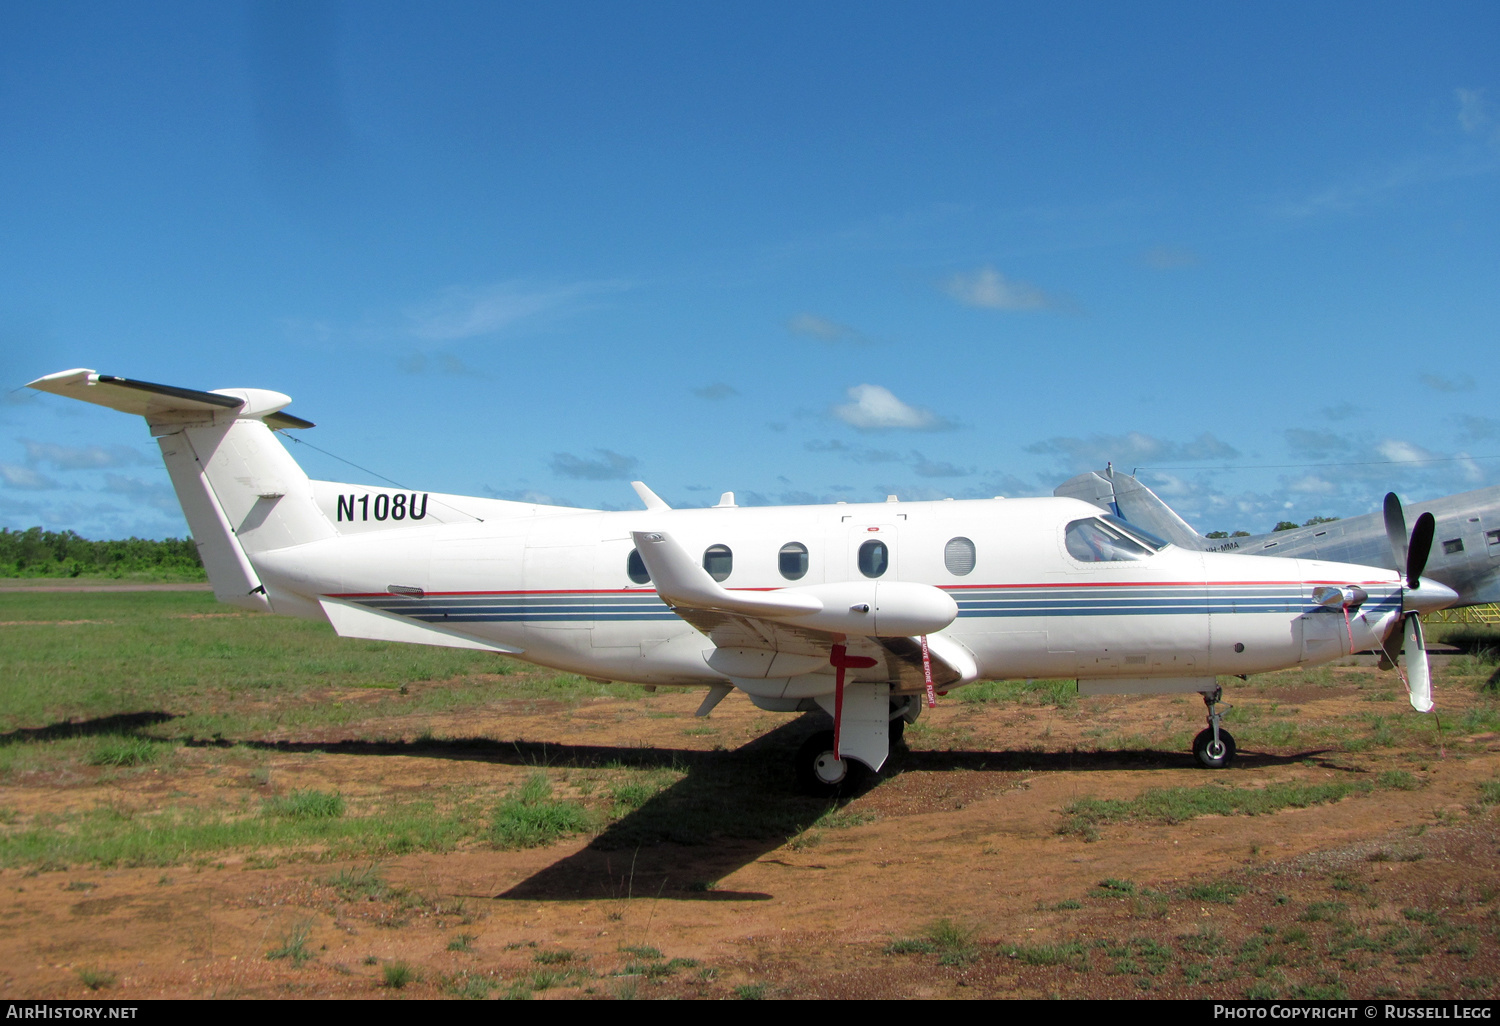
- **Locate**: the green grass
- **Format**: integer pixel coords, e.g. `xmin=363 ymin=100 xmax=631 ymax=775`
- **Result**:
xmin=382 ymin=961 xmax=418 ymax=989
xmin=0 ymin=795 xmax=481 ymax=869
xmin=0 ymin=591 xmax=639 ymax=745
xmin=1000 ymin=941 xmax=1089 ymax=968
xmin=1060 ymin=780 xmax=1374 ymax=836
xmin=267 ymin=924 xmax=314 ymax=966
xmin=885 ymin=919 xmax=978 ymax=965
xmin=328 ymin=864 xmax=391 ymax=901
xmin=76 ymin=967 xmax=117 ymax=990
xmin=957 ymin=678 xmax=1077 ymax=707
xmin=490 ymin=773 xmax=594 ymax=849
xmin=447 ymin=933 xmax=478 ymax=953
xmin=265 ymin=789 xmax=345 ymax=819
xmin=1185 ymin=881 xmax=1245 ymax=905
xmin=86 ymin=736 xmax=165 ymax=767
xmin=444 ymin=971 xmax=494 ymax=999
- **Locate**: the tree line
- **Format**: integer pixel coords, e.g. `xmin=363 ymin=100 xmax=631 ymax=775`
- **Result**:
xmin=0 ymin=527 xmax=204 ymax=579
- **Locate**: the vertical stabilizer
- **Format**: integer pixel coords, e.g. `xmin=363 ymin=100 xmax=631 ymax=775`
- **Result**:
xmin=27 ymin=370 xmax=335 ymax=612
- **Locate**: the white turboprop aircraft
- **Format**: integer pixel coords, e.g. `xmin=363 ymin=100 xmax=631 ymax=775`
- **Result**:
xmin=28 ymin=369 xmax=1459 ymax=794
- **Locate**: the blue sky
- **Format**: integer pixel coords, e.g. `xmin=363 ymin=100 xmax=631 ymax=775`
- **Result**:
xmin=2 ymin=2 xmax=1497 ymax=539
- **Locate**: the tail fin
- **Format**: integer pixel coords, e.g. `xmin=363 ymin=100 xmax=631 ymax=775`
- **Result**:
xmin=28 ymin=369 xmax=336 ymax=610
xmin=1054 ymin=469 xmax=1207 ymax=551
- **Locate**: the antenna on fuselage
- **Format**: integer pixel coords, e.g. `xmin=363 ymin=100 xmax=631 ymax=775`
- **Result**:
xmin=1104 ymin=462 xmax=1123 ymax=518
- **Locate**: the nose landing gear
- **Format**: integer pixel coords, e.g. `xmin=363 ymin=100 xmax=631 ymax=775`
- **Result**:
xmin=1193 ymin=686 xmax=1236 ymax=769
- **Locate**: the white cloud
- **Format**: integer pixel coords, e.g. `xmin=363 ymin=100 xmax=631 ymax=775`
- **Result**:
xmin=1457 ymin=87 xmax=1495 ymax=139
xmin=692 ymin=382 xmax=739 ymax=400
xmin=0 ymin=463 xmax=58 ymax=490
xmin=1285 ymin=428 xmax=1353 ymax=458
xmin=1141 ymin=246 xmax=1200 ymax=270
xmin=1458 ymin=415 xmax=1500 ymax=442
xmin=1421 ymin=373 xmax=1475 ymax=393
xmin=787 ymin=313 xmax=868 ymax=344
xmin=831 ymin=385 xmax=953 ymax=432
xmin=103 ymin=474 xmax=179 ymax=512
xmin=406 ymin=279 xmax=627 ymax=341
xmin=401 ymin=352 xmax=487 ymax=377
xmin=910 ymin=452 xmax=972 ymax=478
xmin=21 ymin=438 xmax=149 ymax=470
xmin=548 ymin=449 xmax=639 ymax=480
xmin=1287 ymin=475 xmax=1339 ymax=495
xmin=942 ymin=266 xmax=1056 ymax=311
xmin=1025 ymin=431 xmax=1239 ymax=471
xmin=1377 ymin=439 xmax=1439 ymax=465
xmin=804 ymin=439 xmax=904 ymax=462
xmin=483 ymin=486 xmax=566 ymax=505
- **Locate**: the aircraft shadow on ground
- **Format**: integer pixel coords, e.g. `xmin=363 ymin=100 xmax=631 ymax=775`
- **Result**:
xmin=171 ymin=716 xmax=1340 ymax=902
xmin=0 ymin=710 xmax=177 ymax=746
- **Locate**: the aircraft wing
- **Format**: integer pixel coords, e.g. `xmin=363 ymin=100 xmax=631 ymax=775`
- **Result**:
xmin=632 ymin=530 xmax=972 ymax=692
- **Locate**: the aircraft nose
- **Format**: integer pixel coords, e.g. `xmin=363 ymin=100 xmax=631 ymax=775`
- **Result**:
xmin=1404 ymin=577 xmax=1459 ymax=615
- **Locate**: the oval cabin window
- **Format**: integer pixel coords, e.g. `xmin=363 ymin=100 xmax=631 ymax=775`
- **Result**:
xmin=944 ymin=536 xmax=976 ymax=576
xmin=703 ymin=544 xmax=733 ymax=582
xmin=857 ymin=539 xmax=889 ymax=578
xmin=626 ymin=548 xmax=650 ymax=584
xmin=779 ymin=542 xmax=809 ymax=581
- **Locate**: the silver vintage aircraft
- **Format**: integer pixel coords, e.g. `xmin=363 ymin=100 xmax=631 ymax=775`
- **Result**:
xmin=29 ymin=369 xmax=1458 ymax=793
xmin=1057 ymin=468 xmax=1500 ymax=609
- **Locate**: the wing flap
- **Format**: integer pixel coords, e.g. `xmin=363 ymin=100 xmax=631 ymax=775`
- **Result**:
xmin=319 ymin=597 xmax=523 ymax=654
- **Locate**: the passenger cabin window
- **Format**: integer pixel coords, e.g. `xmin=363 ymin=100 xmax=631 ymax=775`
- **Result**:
xmin=944 ymin=536 xmax=976 ymax=576
xmin=703 ymin=544 xmax=733 ymax=582
xmin=1487 ymin=530 xmax=1500 ymax=547
xmin=626 ymin=549 xmax=651 ymax=584
xmin=1065 ymin=518 xmax=1157 ymax=562
xmin=858 ymin=539 xmax=889 ymax=578
xmin=1443 ymin=538 xmax=1464 ymax=555
xmin=779 ymin=542 xmax=809 ymax=581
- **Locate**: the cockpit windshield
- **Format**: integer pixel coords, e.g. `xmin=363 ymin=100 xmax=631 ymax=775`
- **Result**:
xmin=1100 ymin=514 xmax=1169 ymax=551
xmin=1065 ymin=516 xmax=1168 ymax=562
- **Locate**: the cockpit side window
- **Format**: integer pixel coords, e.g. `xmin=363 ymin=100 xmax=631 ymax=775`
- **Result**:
xmin=1065 ymin=518 xmax=1156 ymax=562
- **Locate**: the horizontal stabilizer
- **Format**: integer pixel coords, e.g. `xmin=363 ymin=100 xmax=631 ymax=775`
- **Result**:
xmin=27 ymin=369 xmax=314 ymax=429
xmin=319 ymin=598 xmax=523 ymax=654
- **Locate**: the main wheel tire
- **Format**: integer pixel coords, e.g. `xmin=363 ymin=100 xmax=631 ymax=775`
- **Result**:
xmin=889 ymin=715 xmax=906 ymax=750
xmin=1193 ymin=727 xmax=1236 ymax=769
xmin=795 ymin=729 xmax=869 ymax=798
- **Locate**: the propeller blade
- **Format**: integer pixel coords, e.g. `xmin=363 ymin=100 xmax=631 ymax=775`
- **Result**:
xmin=1383 ymin=492 xmax=1408 ymax=572
xmin=1379 ymin=615 xmax=1403 ymax=670
xmin=1407 ymin=512 xmax=1435 ymax=588
xmin=1402 ymin=614 xmax=1434 ymax=713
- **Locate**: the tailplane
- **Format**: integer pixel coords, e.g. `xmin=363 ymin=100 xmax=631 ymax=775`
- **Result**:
xmin=27 ymin=369 xmax=336 ymax=611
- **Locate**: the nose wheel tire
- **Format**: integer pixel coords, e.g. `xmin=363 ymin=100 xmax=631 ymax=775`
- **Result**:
xmin=1192 ymin=727 xmax=1236 ymax=769
xmin=796 ymin=729 xmax=870 ymax=798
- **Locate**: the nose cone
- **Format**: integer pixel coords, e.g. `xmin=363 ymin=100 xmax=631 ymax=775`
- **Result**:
xmin=1404 ymin=577 xmax=1459 ymax=615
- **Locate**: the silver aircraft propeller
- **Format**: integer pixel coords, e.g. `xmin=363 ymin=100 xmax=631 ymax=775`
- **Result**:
xmin=1382 ymin=492 xmax=1443 ymax=713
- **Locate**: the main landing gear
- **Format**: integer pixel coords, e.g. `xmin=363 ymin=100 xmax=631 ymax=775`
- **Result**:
xmin=1193 ymin=686 xmax=1236 ymax=769
xmin=795 ymin=697 xmax=920 ymax=798
xmin=795 ymin=730 xmax=871 ymax=798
